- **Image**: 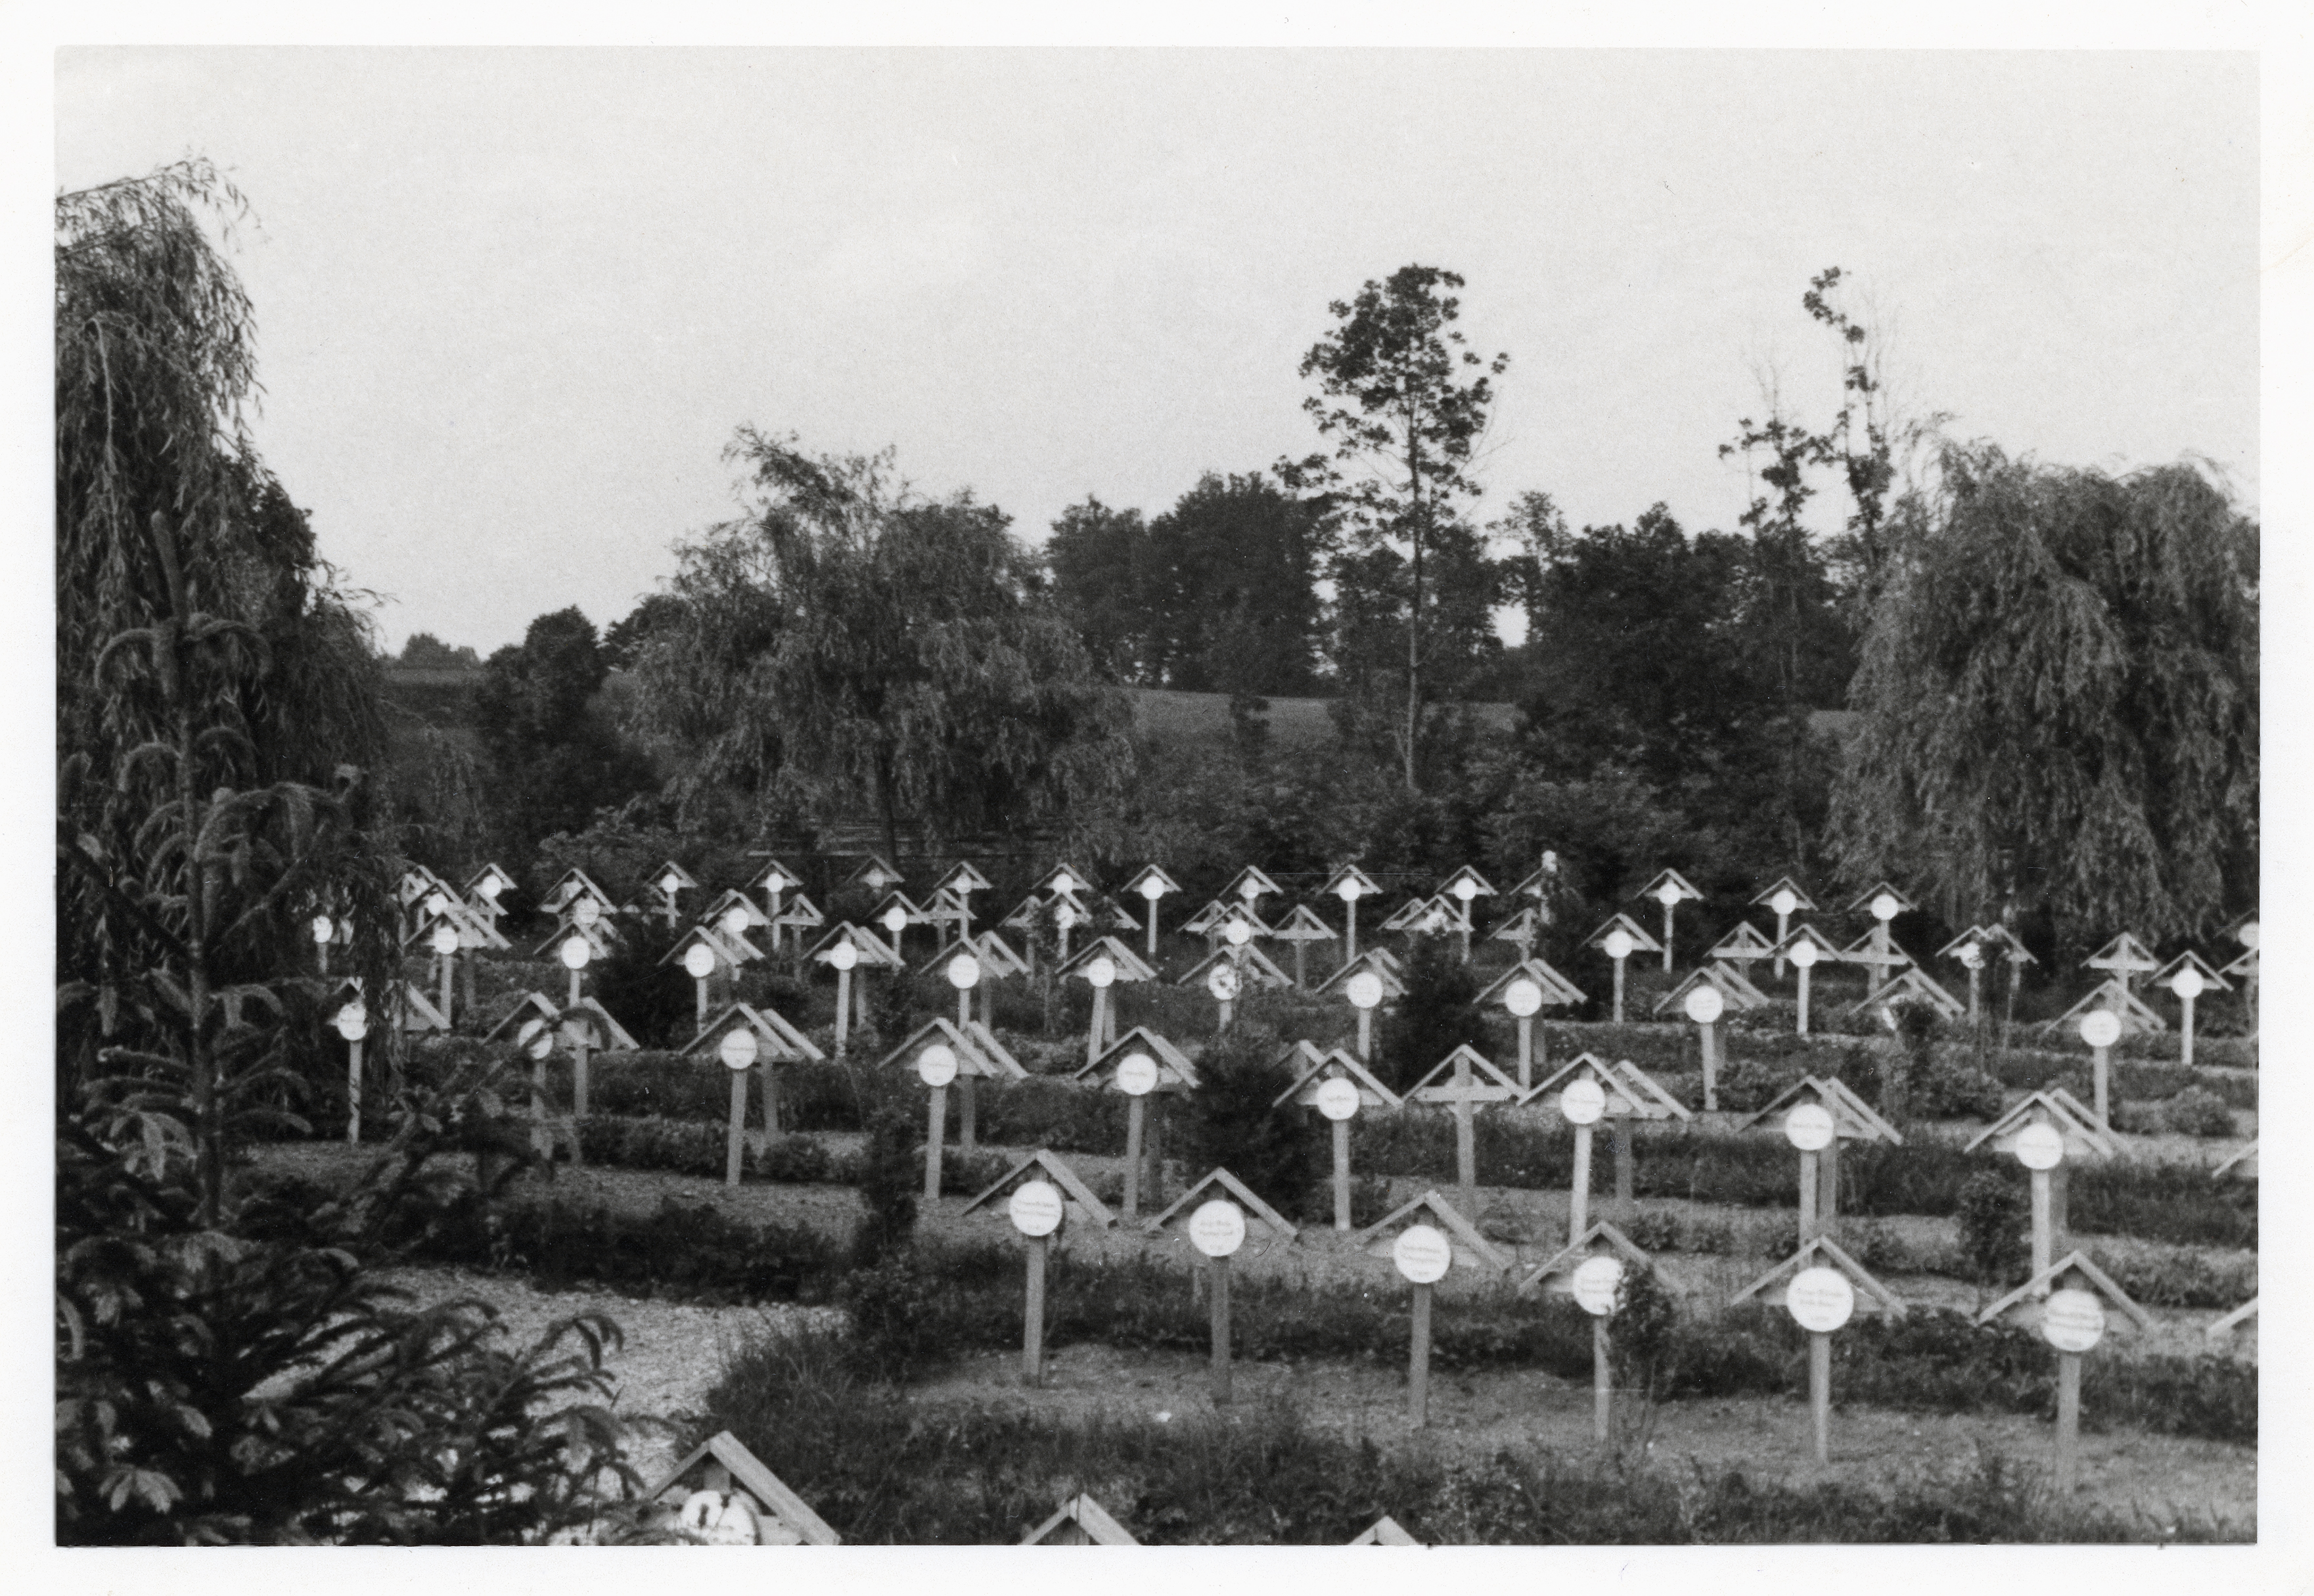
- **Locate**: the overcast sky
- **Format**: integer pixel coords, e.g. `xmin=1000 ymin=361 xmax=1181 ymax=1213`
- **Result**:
xmin=55 ymin=47 xmax=2257 ymax=656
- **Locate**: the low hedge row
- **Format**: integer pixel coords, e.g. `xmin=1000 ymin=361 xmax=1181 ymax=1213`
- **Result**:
xmin=838 ymin=1241 xmax=2257 ymax=1445
xmin=704 ymin=1325 xmax=2241 ymax=1543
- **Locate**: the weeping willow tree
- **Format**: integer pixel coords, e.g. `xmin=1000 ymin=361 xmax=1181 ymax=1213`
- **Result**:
xmin=633 ymin=429 xmax=1135 ymax=860
xmin=56 ymin=162 xmax=400 ymax=1212
xmin=1830 ymin=443 xmax=2257 ymax=950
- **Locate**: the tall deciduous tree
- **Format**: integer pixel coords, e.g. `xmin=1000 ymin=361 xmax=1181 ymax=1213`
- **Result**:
xmin=473 ymin=607 xmax=658 ymax=857
xmin=1281 ymin=265 xmax=1508 ymax=788
xmin=635 ymin=430 xmax=1135 ymax=860
xmin=1832 ymin=444 xmax=2257 ymax=949
xmin=56 ymin=162 xmax=400 ymax=1208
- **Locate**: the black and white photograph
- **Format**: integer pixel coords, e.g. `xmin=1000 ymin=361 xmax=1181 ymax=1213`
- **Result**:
xmin=21 ymin=10 xmax=2303 ymax=1570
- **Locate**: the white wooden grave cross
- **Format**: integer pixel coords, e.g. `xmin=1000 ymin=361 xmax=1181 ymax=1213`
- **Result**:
xmin=1585 ymin=914 xmax=1662 ymax=1024
xmin=1737 ymin=1076 xmax=1903 ymax=1243
xmin=2051 ymin=978 xmax=2164 ymax=1059
xmin=1518 ymin=1220 xmax=1660 ymax=1441
xmin=1021 ymin=1493 xmax=1138 ymax=1546
xmin=752 ymin=858 xmax=803 ymax=952
xmin=1936 ymin=926 xmax=2003 ymax=1022
xmin=1770 ymin=925 xmax=1843 ymax=1035
xmin=463 ymin=861 xmax=516 ymax=923
xmin=1439 ymin=867 xmax=1496 ymax=963
xmin=1073 ymin=1026 xmax=1200 ymax=1216
xmin=883 ymin=1015 xmax=1026 ymax=1171
xmin=1708 ymin=919 xmax=1778 ymax=978
xmin=1843 ymin=965 xmax=1966 ymax=1028
xmin=961 ymin=1151 xmax=1117 ymax=1384
xmin=1145 ymin=1168 xmax=1298 ymax=1403
xmin=644 ymin=1429 xmax=842 ymax=1545
xmin=1350 ymin=1191 xmax=1512 ymax=1428
xmin=1322 ymin=864 xmax=1382 ymax=964
xmin=1732 ymin=1236 xmax=1906 ymax=1463
xmin=1478 ymin=959 xmax=1585 ymax=1088
xmin=1964 ymin=1089 xmax=2118 ymax=1249
xmin=1123 ymin=863 xmax=1181 ymax=957
xmin=1273 ymin=1041 xmax=1404 ymax=1229
xmin=1637 ymin=869 xmax=1704 ymax=973
xmin=1271 ymin=903 xmax=1340 ymax=989
xmin=1751 ymin=877 xmax=1817 ymax=979
xmin=1059 ymin=935 xmax=1156 ymax=1058
xmin=2153 ymin=951 xmax=2231 ymax=1066
xmin=842 ymin=854 xmax=907 ymax=896
xmin=683 ymin=1001 xmax=822 ymax=1134
xmin=1341 ymin=965 xmax=1392 ymax=1060
xmin=1489 ymin=903 xmax=1543 ymax=963
xmin=1224 ymin=864 xmax=1282 ymax=906
xmin=663 ymin=924 xmax=754 ymax=1034
xmin=1845 ymin=883 xmax=1917 ymax=1003
xmin=930 ymin=861 xmax=991 ymax=947
xmin=1975 ymin=1253 xmax=2150 ymax=1491
xmin=2084 ymin=931 xmax=2160 ymax=995
xmin=1407 ymin=1044 xmax=1522 ymax=1215
xmin=2225 ymin=911 xmax=2259 ymax=1030
xmin=651 ymin=859 xmax=698 ymax=929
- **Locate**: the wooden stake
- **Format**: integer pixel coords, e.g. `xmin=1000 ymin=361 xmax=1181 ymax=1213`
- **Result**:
xmin=1022 ymin=1233 xmax=1047 ymax=1384
xmin=346 ymin=1037 xmax=363 ymax=1145
xmin=761 ymin=1060 xmax=780 ymax=1134
xmin=1332 ymin=1116 xmax=1352 ymax=1231
xmin=834 ymin=969 xmax=851 ymax=1057
xmin=1593 ymin=1316 xmax=1612 ymax=1442
xmin=568 ymin=967 xmax=581 ymax=1009
xmin=1146 ymin=901 xmax=1160 ymax=957
xmin=2030 ymin=1168 xmax=2053 ymax=1282
xmin=1217 ymin=997 xmax=1233 ymax=1033
xmin=1612 ymin=956 xmax=1626 ymax=1025
xmin=573 ymin=1034 xmax=591 ymax=1121
xmin=959 ymin=1076 xmax=977 ymax=1151
xmin=1967 ymin=965 xmax=1981 ymax=1024
xmin=1346 ymin=898 xmax=1359 ymax=963
xmin=1773 ymin=910 xmax=1790 ymax=979
xmin=1809 ymin=1331 xmax=1832 ymax=1463
xmin=1516 ymin=1015 xmax=1533 ymax=1090
xmin=1570 ymin=1122 xmax=1593 ymax=1243
xmin=1662 ymin=900 xmax=1676 ymax=973
xmin=2051 ymin=1162 xmax=2070 ymax=1250
xmin=439 ymin=953 xmax=455 ymax=1030
xmin=1700 ymin=1021 xmax=1719 ymax=1112
xmin=1453 ymin=1053 xmax=1478 ymax=1216
xmin=2092 ymin=1043 xmax=2111 ymax=1126
xmin=695 ymin=974 xmax=710 ymax=1035
xmin=1087 ymin=988 xmax=1107 ymax=1067
xmin=1820 ymin=1134 xmax=1842 ymax=1241
xmin=1796 ymin=965 xmax=1811 ymax=1036
xmin=1408 ymin=1282 xmax=1432 ymax=1428
xmin=1145 ymin=1098 xmax=1164 ymax=1208
xmin=726 ymin=1068 xmax=748 ymax=1187
xmin=1357 ymin=1007 xmax=1373 ymax=1062
xmin=2181 ymin=993 xmax=2198 ymax=1066
xmin=924 ymin=1083 xmax=947 ymax=1202
xmin=2054 ymin=1350 xmax=2082 ymax=1491
xmin=1210 ymin=1254 xmax=1233 ymax=1404
xmin=1798 ymin=1149 xmax=1819 ymax=1246
xmin=1123 ymin=1096 xmax=1145 ymax=1220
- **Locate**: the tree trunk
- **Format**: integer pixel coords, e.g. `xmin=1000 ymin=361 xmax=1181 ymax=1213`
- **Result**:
xmin=151 ymin=514 xmax=221 ymax=1227
xmin=1405 ymin=423 xmax=1425 ymax=792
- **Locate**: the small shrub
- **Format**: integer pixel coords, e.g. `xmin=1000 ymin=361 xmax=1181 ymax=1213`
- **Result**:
xmin=2160 ymin=1085 xmax=2237 ymax=1137
xmin=851 ymin=1107 xmax=920 ymax=1266
xmin=1956 ymin=1170 xmax=2030 ymax=1283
